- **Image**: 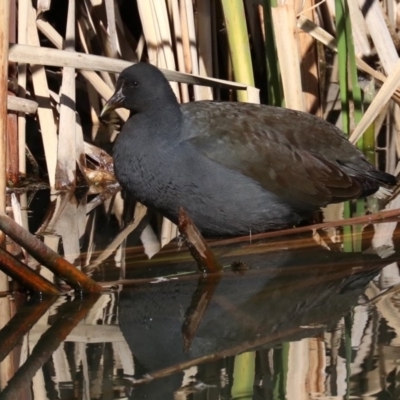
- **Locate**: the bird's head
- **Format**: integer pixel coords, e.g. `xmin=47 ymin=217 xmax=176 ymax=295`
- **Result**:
xmin=101 ymin=62 xmax=176 ymax=117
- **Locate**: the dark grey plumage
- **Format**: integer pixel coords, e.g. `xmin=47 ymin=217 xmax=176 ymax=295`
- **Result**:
xmin=102 ymin=62 xmax=397 ymax=236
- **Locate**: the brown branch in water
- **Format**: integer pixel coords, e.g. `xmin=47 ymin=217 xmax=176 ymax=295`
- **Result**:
xmin=0 ymin=211 xmax=103 ymax=293
xmin=178 ymin=207 xmax=223 ymax=273
xmin=0 ymin=296 xmax=57 ymax=362
xmin=0 ymin=247 xmax=61 ymax=295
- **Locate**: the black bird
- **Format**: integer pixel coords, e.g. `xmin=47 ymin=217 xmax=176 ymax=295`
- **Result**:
xmin=101 ymin=62 xmax=397 ymax=236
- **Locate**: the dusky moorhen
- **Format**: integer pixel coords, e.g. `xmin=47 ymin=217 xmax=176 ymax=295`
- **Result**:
xmin=101 ymin=62 xmax=397 ymax=236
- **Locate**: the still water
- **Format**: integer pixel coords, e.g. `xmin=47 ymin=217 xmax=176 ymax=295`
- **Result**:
xmin=1 ymin=190 xmax=400 ymax=399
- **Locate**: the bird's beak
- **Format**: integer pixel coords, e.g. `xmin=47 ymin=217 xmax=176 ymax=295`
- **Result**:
xmin=100 ymin=86 xmax=125 ymax=117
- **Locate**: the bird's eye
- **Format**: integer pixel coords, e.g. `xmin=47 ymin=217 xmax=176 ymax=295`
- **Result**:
xmin=124 ymin=81 xmax=139 ymax=89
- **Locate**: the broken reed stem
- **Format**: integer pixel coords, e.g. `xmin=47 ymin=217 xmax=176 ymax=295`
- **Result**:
xmin=0 ymin=211 xmax=103 ymax=293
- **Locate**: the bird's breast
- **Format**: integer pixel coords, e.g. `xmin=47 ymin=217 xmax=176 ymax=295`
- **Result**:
xmin=113 ymin=137 xmax=180 ymax=207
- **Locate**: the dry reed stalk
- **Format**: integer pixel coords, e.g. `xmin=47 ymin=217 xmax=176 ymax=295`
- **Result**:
xmin=151 ymin=1 xmax=181 ymax=103
xmin=183 ymin=0 xmax=198 ymax=75
xmin=17 ymin=0 xmax=29 ymax=178
xmin=37 ymin=19 xmax=130 ymax=121
xmin=297 ymin=16 xmax=400 ymax=103
xmin=246 ymin=86 xmax=260 ymax=104
xmin=17 ymin=0 xmax=29 ymax=176
xmin=349 ymin=59 xmax=400 ymax=144
xmin=179 ymin=0 xmax=192 ymax=73
xmin=104 ymin=0 xmax=118 ymax=58
xmin=10 ymin=193 xmax=29 ymax=260
xmin=26 ymin=3 xmax=58 ymax=188
xmin=7 ymin=96 xmax=37 ymax=113
xmin=357 ymin=0 xmax=400 ymax=170
xmin=46 ymin=194 xmax=81 ymax=267
xmin=194 ymin=0 xmax=213 ymax=100
xmin=0 ymin=0 xmax=10 ymax=306
xmin=6 ymin=0 xmax=19 ymax=186
xmin=36 ymin=0 xmax=51 ymax=14
xmin=85 ymin=203 xmax=147 ymax=271
xmin=55 ymin=0 xmax=77 ymax=189
xmin=40 ymin=236 xmax=58 ymax=282
xmin=386 ymin=0 xmax=396 ymax=27
xmin=347 ymin=0 xmax=370 ymax=57
xmin=271 ymin=4 xmax=305 ymax=111
xmin=0 ymin=0 xmax=11 ymax=386
xmin=151 ymin=0 xmax=177 ymax=70
xmin=85 ymin=0 xmax=115 ymax=89
xmin=0 ymin=0 xmax=9 ymax=225
xmin=7 ymin=1 xmax=18 ymax=187
xmin=294 ymin=0 xmax=321 ymax=116
xmin=8 ymin=43 xmax=252 ymax=89
xmin=136 ymin=0 xmax=159 ymax=65
xmin=6 ymin=106 xmax=18 ymax=187
xmin=181 ymin=0 xmax=211 ymax=100
xmin=170 ymin=0 xmax=190 ymax=102
xmin=358 ymin=0 xmax=398 ymax=75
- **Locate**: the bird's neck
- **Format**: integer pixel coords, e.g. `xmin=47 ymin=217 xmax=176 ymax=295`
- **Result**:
xmin=124 ymin=101 xmax=183 ymax=144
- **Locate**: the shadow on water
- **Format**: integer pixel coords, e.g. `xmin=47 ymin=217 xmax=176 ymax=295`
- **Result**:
xmin=1 ymin=189 xmax=400 ymax=399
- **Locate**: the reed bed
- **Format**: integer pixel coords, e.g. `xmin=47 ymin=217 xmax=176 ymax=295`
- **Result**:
xmin=1 ymin=0 xmax=400 ymax=397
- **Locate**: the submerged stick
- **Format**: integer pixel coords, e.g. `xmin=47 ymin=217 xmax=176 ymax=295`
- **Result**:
xmin=0 ymin=211 xmax=103 ymax=293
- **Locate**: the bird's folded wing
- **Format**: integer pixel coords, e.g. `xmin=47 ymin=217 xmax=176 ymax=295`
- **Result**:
xmin=182 ymin=104 xmax=362 ymax=207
